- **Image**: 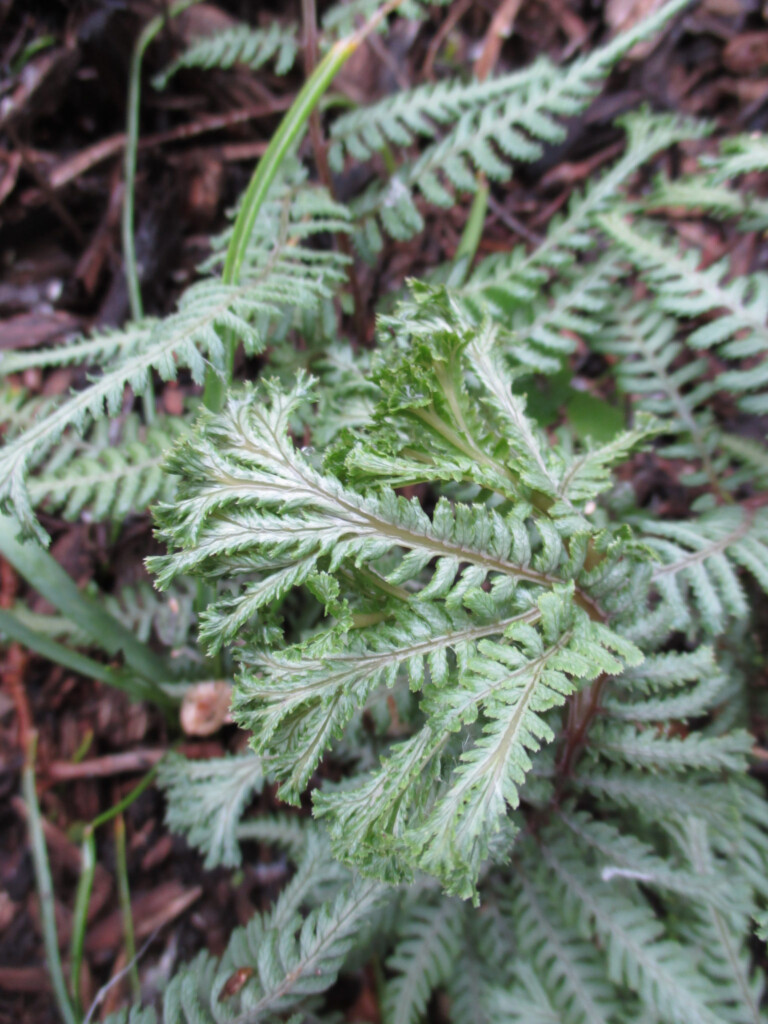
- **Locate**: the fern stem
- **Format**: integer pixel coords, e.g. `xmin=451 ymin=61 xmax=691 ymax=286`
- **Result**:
xmin=203 ymin=0 xmax=406 ymax=412
xmin=23 ymin=733 xmax=79 ymax=1024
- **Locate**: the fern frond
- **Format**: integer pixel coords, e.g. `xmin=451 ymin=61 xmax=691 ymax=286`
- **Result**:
xmin=0 ymin=170 xmax=349 ymax=542
xmin=557 ymin=808 xmax=736 ymax=913
xmin=28 ymin=415 xmax=186 ymax=522
xmin=676 ymin=817 xmax=764 ymax=1024
xmin=575 ymin=769 xmax=745 ymax=835
xmin=321 ymin=0 xmax=449 ymax=37
xmin=445 ymin=908 xmax=514 ymax=1024
xmin=349 ymin=0 xmax=695 ymax=241
xmin=442 ymin=111 xmax=705 ymax=343
xmin=152 ymin=370 xmax=646 ymax=894
xmin=597 ymin=211 xmax=768 ymax=414
xmin=158 ymin=752 xmax=265 ymax=868
xmin=155 ymin=20 xmax=299 ymax=88
xmin=602 ymin=645 xmax=730 ymax=722
xmin=381 ymin=896 xmax=465 ymax=1024
xmin=592 ymin=301 xmax=732 ymax=491
xmin=504 ymin=869 xmax=620 ymax=1024
xmin=589 ymin=723 xmax=753 ymax=772
xmin=538 ymin=833 xmax=728 ymax=1024
xmin=708 ymin=134 xmax=768 ymax=182
xmin=638 ymin=507 xmax=768 ymax=633
xmin=114 ymin=825 xmax=390 ymax=1024
xmin=639 ymin=172 xmax=768 ymax=232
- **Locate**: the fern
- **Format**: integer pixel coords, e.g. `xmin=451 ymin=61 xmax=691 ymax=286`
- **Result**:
xmin=28 ymin=415 xmax=186 ymax=522
xmin=158 ymin=752 xmax=265 ymax=868
xmin=0 ymin=166 xmax=350 ymax=542
xmin=106 ymin=825 xmax=390 ymax=1024
xmin=381 ymin=895 xmax=465 ymax=1024
xmin=346 ymin=0 xmax=692 ymax=243
xmin=8 ymin=2 xmax=768 ymax=1021
xmin=155 ymin=21 xmax=299 ymax=88
xmin=598 ymin=210 xmax=768 ymax=413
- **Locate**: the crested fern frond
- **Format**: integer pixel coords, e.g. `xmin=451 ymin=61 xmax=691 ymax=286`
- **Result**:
xmin=158 ymin=752 xmax=265 ymax=868
xmin=155 ymin=20 xmax=299 ymax=89
xmin=316 ymin=585 xmax=638 ymax=896
xmin=13 ymin=2 xmax=768 ymax=1018
xmin=151 ymin=369 xmax=645 ymax=894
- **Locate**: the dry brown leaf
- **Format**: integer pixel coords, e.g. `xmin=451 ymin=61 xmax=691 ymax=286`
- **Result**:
xmin=180 ymin=680 xmax=232 ymax=736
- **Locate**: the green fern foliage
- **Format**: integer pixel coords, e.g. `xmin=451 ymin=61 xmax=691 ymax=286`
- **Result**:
xmin=155 ymin=21 xmax=299 ymax=88
xmin=381 ymin=896 xmax=465 ymax=1024
xmin=7 ymin=2 xmax=768 ymax=1021
xmin=342 ymin=0 xmax=691 ymax=243
xmin=106 ymin=825 xmax=389 ymax=1024
xmin=0 ymin=166 xmax=350 ymax=542
xmin=28 ymin=415 xmax=186 ymax=522
xmin=158 ymin=752 xmax=265 ymax=868
xmin=598 ymin=211 xmax=768 ymax=414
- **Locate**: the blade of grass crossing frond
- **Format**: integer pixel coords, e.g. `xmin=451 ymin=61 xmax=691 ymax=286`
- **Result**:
xmin=448 ymin=180 xmax=490 ymax=287
xmin=123 ymin=0 xmax=201 ymax=423
xmin=115 ymin=814 xmax=140 ymax=1000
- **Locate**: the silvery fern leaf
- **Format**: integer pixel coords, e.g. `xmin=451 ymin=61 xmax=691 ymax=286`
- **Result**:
xmin=158 ymin=753 xmax=265 ymax=869
xmin=597 ymin=211 xmax=768 ymax=414
xmin=349 ymin=1 xmax=694 ymax=242
xmin=107 ymin=826 xmax=389 ymax=1024
xmin=381 ymin=896 xmax=465 ymax=1024
xmin=154 ymin=20 xmax=299 ymax=88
